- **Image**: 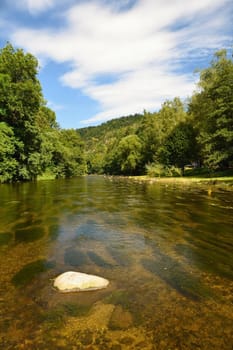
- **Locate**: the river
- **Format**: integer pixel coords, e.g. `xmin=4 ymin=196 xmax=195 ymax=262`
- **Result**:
xmin=0 ymin=176 xmax=232 ymax=349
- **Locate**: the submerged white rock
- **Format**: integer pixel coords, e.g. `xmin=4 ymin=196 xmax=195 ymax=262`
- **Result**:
xmin=53 ymin=271 xmax=109 ymax=292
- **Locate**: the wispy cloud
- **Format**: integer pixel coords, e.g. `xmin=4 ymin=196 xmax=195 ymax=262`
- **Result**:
xmin=10 ymin=0 xmax=233 ymax=124
xmin=47 ymin=100 xmax=65 ymax=111
xmin=21 ymin=0 xmax=55 ymax=14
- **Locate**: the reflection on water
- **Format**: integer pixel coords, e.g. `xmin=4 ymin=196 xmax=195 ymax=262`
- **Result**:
xmin=0 ymin=176 xmax=233 ymax=349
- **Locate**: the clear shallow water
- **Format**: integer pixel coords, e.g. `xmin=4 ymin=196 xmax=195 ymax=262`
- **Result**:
xmin=0 ymin=176 xmax=232 ymax=349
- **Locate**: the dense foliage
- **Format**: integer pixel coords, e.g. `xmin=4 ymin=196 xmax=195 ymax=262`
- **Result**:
xmin=0 ymin=43 xmax=232 ymax=183
xmin=0 ymin=43 xmax=86 ymax=183
xmin=189 ymin=50 xmax=233 ymax=169
xmin=80 ymin=97 xmax=198 ymax=176
xmin=80 ymin=50 xmax=233 ymax=176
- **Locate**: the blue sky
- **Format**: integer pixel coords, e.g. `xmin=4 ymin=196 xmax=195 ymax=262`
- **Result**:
xmin=0 ymin=0 xmax=232 ymax=129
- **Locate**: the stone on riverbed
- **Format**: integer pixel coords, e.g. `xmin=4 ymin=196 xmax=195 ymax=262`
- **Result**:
xmin=54 ymin=271 xmax=109 ymax=292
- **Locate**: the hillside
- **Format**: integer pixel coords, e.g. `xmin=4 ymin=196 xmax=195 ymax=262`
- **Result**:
xmin=78 ymin=114 xmax=144 ymax=173
xmin=79 ymin=113 xmax=143 ymax=139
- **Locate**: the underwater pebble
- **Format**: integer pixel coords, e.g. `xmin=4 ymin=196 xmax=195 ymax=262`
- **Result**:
xmin=54 ymin=271 xmax=109 ymax=292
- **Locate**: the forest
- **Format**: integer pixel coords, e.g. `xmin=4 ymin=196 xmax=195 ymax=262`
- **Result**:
xmin=0 ymin=43 xmax=232 ymax=183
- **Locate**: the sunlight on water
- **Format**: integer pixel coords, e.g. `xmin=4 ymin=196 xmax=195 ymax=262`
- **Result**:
xmin=0 ymin=176 xmax=232 ymax=349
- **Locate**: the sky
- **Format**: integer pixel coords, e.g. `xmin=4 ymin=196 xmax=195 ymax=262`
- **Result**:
xmin=0 ymin=0 xmax=232 ymax=129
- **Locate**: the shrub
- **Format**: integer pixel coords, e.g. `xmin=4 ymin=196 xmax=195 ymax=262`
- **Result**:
xmin=146 ymin=163 xmax=182 ymax=177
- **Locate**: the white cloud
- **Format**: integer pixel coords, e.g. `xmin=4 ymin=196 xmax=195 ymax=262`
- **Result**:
xmin=22 ymin=0 xmax=55 ymax=14
xmin=47 ymin=100 xmax=65 ymax=111
xmin=10 ymin=0 xmax=233 ymax=124
xmin=83 ymin=68 xmax=195 ymax=124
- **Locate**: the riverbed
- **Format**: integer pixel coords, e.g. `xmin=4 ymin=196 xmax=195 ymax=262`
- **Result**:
xmin=0 ymin=176 xmax=232 ymax=349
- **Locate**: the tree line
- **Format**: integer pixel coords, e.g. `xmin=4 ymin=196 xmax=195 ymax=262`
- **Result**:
xmin=0 ymin=43 xmax=232 ymax=183
xmin=0 ymin=43 xmax=86 ymax=183
xmin=81 ymin=50 xmax=233 ymax=177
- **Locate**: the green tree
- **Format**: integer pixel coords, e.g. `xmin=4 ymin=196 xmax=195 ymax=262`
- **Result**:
xmin=157 ymin=97 xmax=187 ymax=138
xmin=0 ymin=122 xmax=22 ymax=183
xmin=34 ymin=105 xmax=60 ymax=174
xmin=51 ymin=129 xmax=86 ymax=178
xmin=0 ymin=43 xmax=88 ymax=182
xmin=36 ymin=105 xmax=59 ymax=130
xmin=106 ymin=134 xmax=142 ymax=175
xmin=137 ymin=99 xmax=187 ymax=170
xmin=79 ymin=114 xmax=143 ymax=175
xmin=137 ymin=111 xmax=160 ymax=166
xmin=0 ymin=43 xmax=44 ymax=180
xmin=158 ymin=121 xmax=198 ymax=174
xmin=189 ymin=50 xmax=233 ymax=168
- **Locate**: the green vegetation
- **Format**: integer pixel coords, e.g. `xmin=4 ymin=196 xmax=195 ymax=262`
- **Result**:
xmin=79 ymin=113 xmax=144 ymax=174
xmin=0 ymin=43 xmax=232 ymax=183
xmin=80 ymin=50 xmax=233 ymax=177
xmin=189 ymin=50 xmax=233 ymax=169
xmin=0 ymin=43 xmax=86 ymax=183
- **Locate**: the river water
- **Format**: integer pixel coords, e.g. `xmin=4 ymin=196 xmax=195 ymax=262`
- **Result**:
xmin=0 ymin=176 xmax=232 ymax=349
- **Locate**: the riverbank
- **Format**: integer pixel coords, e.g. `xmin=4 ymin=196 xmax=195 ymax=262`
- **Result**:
xmin=127 ymin=175 xmax=233 ymax=190
xmin=37 ymin=172 xmax=233 ymax=190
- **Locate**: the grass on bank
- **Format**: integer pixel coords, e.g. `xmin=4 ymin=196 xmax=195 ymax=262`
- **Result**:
xmin=37 ymin=171 xmax=56 ymax=181
xmin=184 ymin=167 xmax=233 ymax=178
xmin=37 ymin=167 xmax=233 ymax=188
xmin=131 ymin=175 xmax=233 ymax=183
xmin=130 ymin=167 xmax=233 ymax=187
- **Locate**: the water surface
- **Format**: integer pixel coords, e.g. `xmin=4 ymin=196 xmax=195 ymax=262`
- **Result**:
xmin=0 ymin=176 xmax=232 ymax=349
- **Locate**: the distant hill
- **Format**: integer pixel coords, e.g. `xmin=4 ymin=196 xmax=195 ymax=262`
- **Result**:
xmin=78 ymin=113 xmax=143 ymax=139
xmin=77 ymin=113 xmax=144 ymax=173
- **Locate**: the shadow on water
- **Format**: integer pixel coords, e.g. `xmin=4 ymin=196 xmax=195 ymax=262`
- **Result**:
xmin=106 ymin=246 xmax=131 ymax=267
xmin=12 ymin=259 xmax=55 ymax=287
xmin=87 ymin=251 xmax=114 ymax=269
xmin=0 ymin=233 xmax=12 ymax=246
xmin=141 ymin=256 xmax=213 ymax=301
xmin=15 ymin=227 xmax=45 ymax=243
xmin=74 ymin=220 xmax=110 ymax=241
xmin=140 ymin=236 xmax=214 ymax=301
xmin=64 ymin=247 xmax=89 ymax=267
xmin=175 ymin=242 xmax=233 ymax=280
xmin=48 ymin=224 xmax=60 ymax=241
